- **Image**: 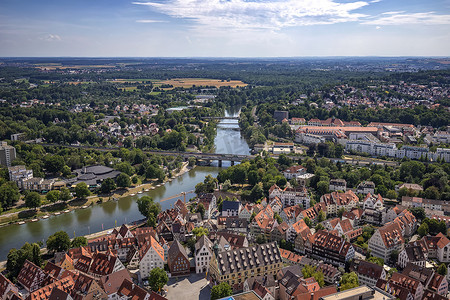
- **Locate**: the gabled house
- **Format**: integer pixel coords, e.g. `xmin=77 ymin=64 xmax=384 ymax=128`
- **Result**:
xmin=270 ymin=222 xmax=289 ymax=243
xmin=320 ymin=190 xmax=358 ymax=216
xmin=167 ymin=240 xmax=190 ymax=276
xmin=268 ymin=185 xmax=311 ymax=209
xmin=17 ymin=260 xmax=47 ymax=292
xmin=195 ymin=235 xmax=213 ymax=273
xmin=71 ymin=273 xmax=107 ymax=300
xmin=402 ymin=263 xmax=448 ymax=296
xmin=100 ymin=268 xmax=131 ymax=299
xmin=368 ymin=221 xmax=405 ymax=261
xmin=357 ymin=181 xmax=376 ymax=195
xmin=329 ymin=179 xmax=346 ymax=192
xmin=27 ymin=276 xmax=75 ymax=300
xmin=306 ymin=230 xmax=355 ymax=268
xmin=352 ymin=260 xmax=386 ymax=287
xmin=398 ymin=246 xmax=426 ymax=268
xmin=363 ymin=193 xmax=383 ymax=210
xmin=117 ymin=279 xmax=167 ymax=300
xmin=88 ymin=252 xmax=125 ymax=278
xmin=436 ymin=232 xmax=450 ymax=263
xmin=283 ymin=165 xmax=306 ymax=180
xmin=221 ymin=200 xmax=240 ymax=217
xmin=138 ymin=235 xmax=165 ymax=278
xmin=0 ymin=273 xmax=19 ymax=300
xmin=286 ymin=219 xmax=310 ymax=243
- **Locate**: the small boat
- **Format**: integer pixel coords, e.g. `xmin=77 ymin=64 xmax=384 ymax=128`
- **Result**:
xmin=64 ymin=210 xmax=70 ymax=213
xmin=31 ymin=219 xmax=38 ymax=222
xmin=18 ymin=221 xmax=25 ymax=225
xmin=138 ymin=191 xmax=143 ymax=194
xmin=130 ymin=193 xmax=136 ymax=196
xmin=144 ymin=189 xmax=149 ymax=192
xmin=42 ymin=215 xmax=49 ymax=219
xmin=156 ymin=184 xmax=161 ymax=187
xmin=150 ymin=187 xmax=155 ymax=190
xmin=54 ymin=212 xmax=60 ymax=215
xmin=81 ymin=205 xmax=88 ymax=209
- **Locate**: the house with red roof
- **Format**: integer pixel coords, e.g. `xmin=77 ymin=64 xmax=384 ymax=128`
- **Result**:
xmin=320 ymin=190 xmax=358 ymax=216
xmin=17 ymin=260 xmax=47 ymax=292
xmin=167 ymin=240 xmax=190 ymax=276
xmin=138 ymin=235 xmax=165 ymax=278
xmin=0 ymin=273 xmax=19 ymax=300
xmin=368 ymin=221 xmax=405 ymax=261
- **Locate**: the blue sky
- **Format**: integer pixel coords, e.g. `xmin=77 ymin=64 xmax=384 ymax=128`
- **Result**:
xmin=0 ymin=0 xmax=449 ymax=57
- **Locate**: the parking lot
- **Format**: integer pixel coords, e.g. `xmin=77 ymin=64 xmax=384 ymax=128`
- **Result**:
xmin=166 ymin=273 xmax=211 ymax=300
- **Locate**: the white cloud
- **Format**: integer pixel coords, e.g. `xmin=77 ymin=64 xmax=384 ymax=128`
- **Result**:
xmin=363 ymin=12 xmax=450 ymax=25
xmin=136 ymin=19 xmax=167 ymax=23
xmin=370 ymin=0 xmax=382 ymax=3
xmin=132 ymin=0 xmax=370 ymax=30
xmin=375 ymin=26 xmax=381 ymax=29
xmin=39 ymin=34 xmax=61 ymax=41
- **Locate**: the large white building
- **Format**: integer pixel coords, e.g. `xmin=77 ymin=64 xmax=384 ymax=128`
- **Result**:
xmin=194 ymin=235 xmax=213 ymax=273
xmin=368 ymin=221 xmax=404 ymax=261
xmin=269 ymin=185 xmax=311 ymax=209
xmin=138 ymin=236 xmax=165 ymax=278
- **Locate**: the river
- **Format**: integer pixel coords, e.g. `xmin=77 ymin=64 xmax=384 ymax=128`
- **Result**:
xmin=0 ymin=106 xmax=250 ymax=259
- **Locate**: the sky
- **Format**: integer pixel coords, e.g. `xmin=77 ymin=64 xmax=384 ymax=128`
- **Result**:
xmin=0 ymin=0 xmax=449 ymax=57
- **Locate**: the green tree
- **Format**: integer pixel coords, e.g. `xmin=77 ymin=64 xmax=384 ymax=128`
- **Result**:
xmin=0 ymin=181 xmax=20 ymax=208
xmin=7 ymin=242 xmax=42 ymax=280
xmin=46 ymin=190 xmax=60 ymax=203
xmin=148 ymin=267 xmax=169 ymax=292
xmin=337 ymin=207 xmax=346 ymax=218
xmin=317 ymin=210 xmax=326 ymax=222
xmin=46 ymin=231 xmax=71 ymax=253
xmin=116 ymin=173 xmax=131 ymax=188
xmin=316 ymin=181 xmax=329 ymax=196
xmin=256 ymin=234 xmax=267 ymax=244
xmin=437 ymin=263 xmax=447 ymax=276
xmin=367 ymin=256 xmax=384 ymax=266
xmin=424 ymin=186 xmax=440 ymax=199
xmin=303 ymin=216 xmax=312 ymax=228
xmin=339 ymin=272 xmax=359 ymax=291
xmin=192 ymin=227 xmax=209 ymax=238
xmin=315 ymin=223 xmax=325 ymax=231
xmin=59 ymin=187 xmax=72 ymax=201
xmin=101 ymin=178 xmax=116 ymax=194
xmin=62 ymin=165 xmax=72 ymax=177
xmin=418 ymin=223 xmax=429 ymax=237
xmin=196 ymin=203 xmax=206 ymax=219
xmin=137 ymin=196 xmax=153 ymax=218
xmin=25 ymin=192 xmax=41 ymax=209
xmin=71 ymin=236 xmax=88 ymax=248
xmin=211 ymin=282 xmax=232 ymax=300
xmin=409 ymin=207 xmax=426 ymax=221
xmin=302 ymin=265 xmax=325 ymax=287
xmin=250 ymin=183 xmax=264 ymax=202
xmin=274 ymin=212 xmax=283 ymax=224
xmin=386 ymin=190 xmax=398 ymax=199
xmin=75 ymin=182 xmax=90 ymax=200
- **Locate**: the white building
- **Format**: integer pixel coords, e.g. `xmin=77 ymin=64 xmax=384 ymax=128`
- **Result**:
xmin=138 ymin=236 xmax=165 ymax=278
xmin=8 ymin=165 xmax=33 ymax=189
xmin=363 ymin=194 xmax=384 ymax=210
xmin=368 ymin=221 xmax=404 ymax=261
xmin=269 ymin=185 xmax=311 ymax=209
xmin=436 ymin=233 xmax=450 ymax=263
xmin=356 ymin=181 xmax=375 ymax=195
xmin=398 ymin=246 xmax=426 ymax=269
xmin=195 ymin=235 xmax=213 ymax=273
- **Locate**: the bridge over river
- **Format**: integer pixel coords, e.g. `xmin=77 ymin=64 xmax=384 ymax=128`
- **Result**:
xmin=40 ymin=144 xmax=255 ymax=166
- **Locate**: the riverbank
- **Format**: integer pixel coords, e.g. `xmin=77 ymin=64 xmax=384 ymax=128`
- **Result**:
xmin=0 ymin=162 xmax=192 ymax=227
